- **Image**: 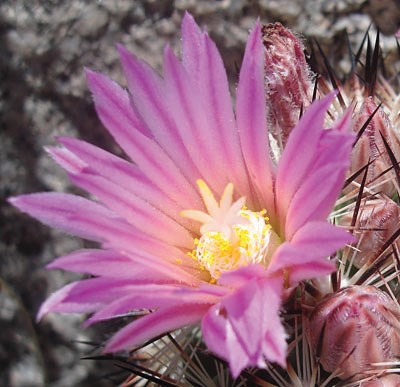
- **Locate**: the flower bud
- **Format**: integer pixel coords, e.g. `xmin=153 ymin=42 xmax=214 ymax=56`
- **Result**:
xmin=350 ymin=97 xmax=400 ymax=196
xmin=340 ymin=197 xmax=400 ymax=267
xmin=262 ymin=23 xmax=313 ymax=147
xmin=306 ymin=286 xmax=400 ymax=381
xmin=360 ymin=375 xmax=400 ymax=387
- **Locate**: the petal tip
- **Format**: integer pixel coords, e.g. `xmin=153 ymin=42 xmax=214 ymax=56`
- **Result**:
xmin=182 ymin=11 xmax=196 ymax=27
xmin=45 ymin=261 xmax=59 ymax=270
xmin=102 ymin=337 xmax=121 ymax=354
xmin=181 ymin=10 xmax=203 ymax=40
xmin=246 ymin=22 xmax=262 ymax=54
xmin=84 ymin=67 xmax=99 ymax=84
xmin=117 ymin=43 xmax=133 ymax=62
xmin=84 ymin=67 xmax=94 ymax=77
xmin=7 ymin=195 xmax=32 ymax=213
xmin=36 ymin=303 xmax=49 ymax=322
xmin=82 ymin=318 xmax=95 ymax=328
xmin=7 ymin=196 xmax=19 ymax=207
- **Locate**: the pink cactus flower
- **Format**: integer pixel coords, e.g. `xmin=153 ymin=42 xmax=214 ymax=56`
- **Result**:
xmin=9 ymin=13 xmax=354 ymax=377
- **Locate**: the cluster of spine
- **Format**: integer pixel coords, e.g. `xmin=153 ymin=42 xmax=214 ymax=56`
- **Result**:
xmin=261 ymin=25 xmax=400 ymax=386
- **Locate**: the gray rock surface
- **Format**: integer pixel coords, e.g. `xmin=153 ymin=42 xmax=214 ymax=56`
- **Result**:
xmin=1 ymin=1 xmax=399 ymax=386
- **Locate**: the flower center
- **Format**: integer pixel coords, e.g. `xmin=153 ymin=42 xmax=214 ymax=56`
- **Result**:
xmin=181 ymin=180 xmax=280 ymax=280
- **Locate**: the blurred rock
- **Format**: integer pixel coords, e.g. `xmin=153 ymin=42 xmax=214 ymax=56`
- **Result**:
xmin=364 ymin=0 xmax=400 ymax=35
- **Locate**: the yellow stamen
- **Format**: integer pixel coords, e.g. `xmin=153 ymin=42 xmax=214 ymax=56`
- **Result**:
xmin=182 ymin=180 xmax=281 ymax=280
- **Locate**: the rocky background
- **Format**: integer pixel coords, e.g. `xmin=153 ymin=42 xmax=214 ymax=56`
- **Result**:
xmin=1 ymin=1 xmax=399 ymax=386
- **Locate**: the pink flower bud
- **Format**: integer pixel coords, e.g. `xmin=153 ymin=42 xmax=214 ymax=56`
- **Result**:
xmin=262 ymin=23 xmax=313 ymax=147
xmin=340 ymin=197 xmax=400 ymax=267
xmin=361 ymin=375 xmax=400 ymax=387
xmin=306 ymin=286 xmax=400 ymax=381
xmin=350 ymin=97 xmax=400 ymax=196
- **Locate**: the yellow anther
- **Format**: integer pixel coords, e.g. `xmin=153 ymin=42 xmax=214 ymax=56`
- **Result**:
xmin=181 ymin=181 xmax=281 ymax=280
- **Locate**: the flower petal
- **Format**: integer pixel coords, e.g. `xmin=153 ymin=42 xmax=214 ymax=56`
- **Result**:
xmin=9 ymin=193 xmax=129 ymax=243
xmin=275 ymin=94 xmax=335 ymax=234
xmin=287 ymin=260 xmax=336 ymax=284
xmin=118 ymin=45 xmax=202 ymax=185
xmin=269 ymin=221 xmax=353 ymax=283
xmin=163 ymin=46 xmax=232 ymax=194
xmin=86 ymin=285 xmax=222 ymax=326
xmin=37 ymin=278 xmax=137 ymax=320
xmin=236 ymin=22 xmax=276 ymax=213
xmin=121 ymin=250 xmax=204 ymax=285
xmin=68 ymin=170 xmax=194 ymax=249
xmin=284 ymin=113 xmax=353 ymax=237
xmin=104 ymin=303 xmax=210 ymax=352
xmin=46 ymin=249 xmax=176 ymax=282
xmin=49 ymin=138 xmax=191 ymax=228
xmin=203 ymin=273 xmax=286 ymax=377
xmin=9 ymin=193 xmax=198 ymax=275
xmin=217 ymin=263 xmax=267 ymax=288
xmin=180 ymin=12 xmax=248 ymax=197
xmin=285 ymin=162 xmax=347 ymax=238
xmin=86 ymin=69 xmax=201 ymax=209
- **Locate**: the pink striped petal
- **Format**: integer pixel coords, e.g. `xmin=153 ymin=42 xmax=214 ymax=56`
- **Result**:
xmin=9 ymin=193 xmax=196 ymax=273
xmin=55 ymin=139 xmax=196 ymax=232
xmin=281 ymin=106 xmax=353 ymax=239
xmin=86 ymin=285 xmax=222 ymax=326
xmin=180 ymin=13 xmax=248 ymax=197
xmin=37 ymin=282 xmax=98 ymax=319
xmin=48 ymin=249 xmax=134 ymax=275
xmin=45 ymin=146 xmax=86 ymax=174
xmin=217 ymin=263 xmax=267 ymax=288
xmin=104 ymin=303 xmax=211 ymax=352
xmin=118 ymin=250 xmax=203 ymax=286
xmin=275 ymin=94 xmax=335 ymax=234
xmin=284 ymin=118 xmax=353 ymax=238
xmin=37 ymin=278 xmax=137 ymax=320
xmin=181 ymin=12 xmax=204 ymax=82
xmin=201 ymin=304 xmax=230 ymax=360
xmin=236 ymin=22 xmax=276 ymax=213
xmin=203 ymin=275 xmax=286 ymax=377
xmin=181 ymin=13 xmax=237 ymax=145
xmin=86 ymin=69 xmax=201 ymax=209
xmin=286 ymin=260 xmax=336 ymax=284
xmin=48 ymin=248 xmax=199 ymax=284
xmin=68 ymin=171 xmax=193 ymax=249
xmin=54 ymin=139 xmax=183 ymax=209
xmin=163 ymin=46 xmax=231 ymax=194
xmin=85 ymin=68 xmax=150 ymax=137
xmin=268 ymin=221 xmax=352 ymax=281
xmin=291 ymin=221 xmax=353 ymax=254
xmin=285 ymin=163 xmax=347 ymax=238
xmin=118 ymin=45 xmax=202 ymax=184
xmin=269 ymin=241 xmax=337 ymax=276
xmin=47 ymin=249 xmax=175 ymax=283
xmin=9 ymin=193 xmax=131 ymax=243
xmin=313 ymin=111 xmax=353 ymax=170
